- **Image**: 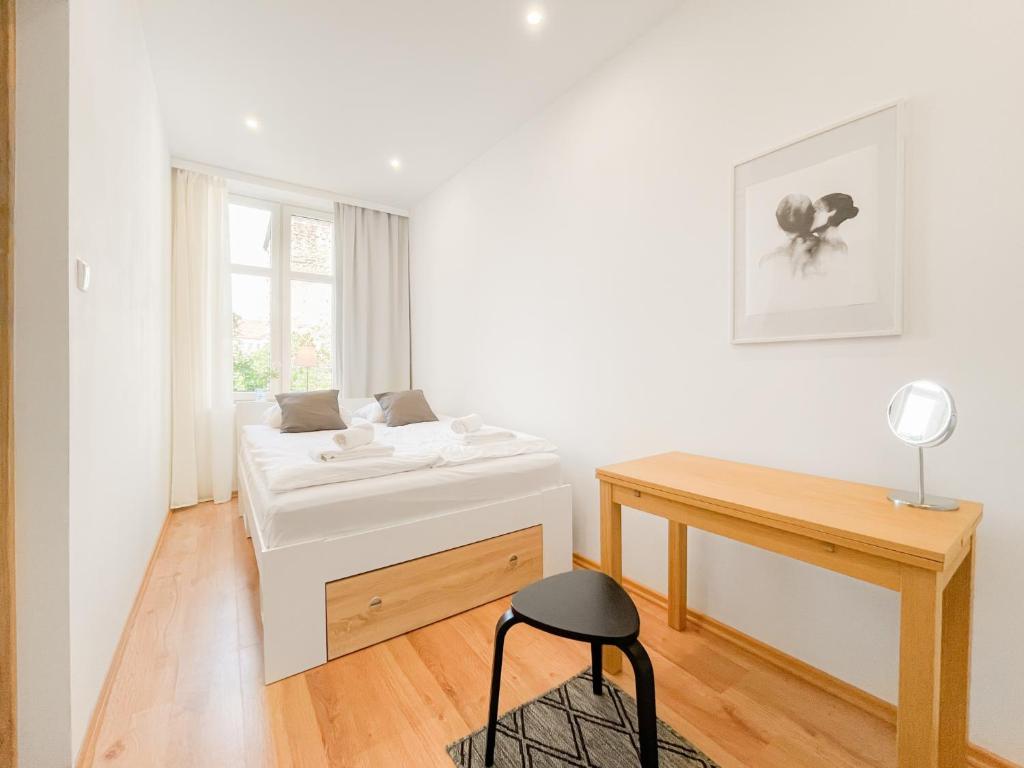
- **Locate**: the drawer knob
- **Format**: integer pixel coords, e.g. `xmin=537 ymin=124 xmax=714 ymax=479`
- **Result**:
xmin=633 ymin=489 xmax=641 ymax=497
xmin=508 ymin=554 xmax=519 ymax=567
xmin=823 ymin=543 xmax=836 ymax=553
xmin=369 ymin=596 xmax=383 ymax=610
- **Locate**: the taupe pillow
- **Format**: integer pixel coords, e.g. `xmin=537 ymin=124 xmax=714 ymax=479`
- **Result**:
xmin=374 ymin=389 xmax=438 ymax=427
xmin=275 ymin=390 xmax=347 ymax=433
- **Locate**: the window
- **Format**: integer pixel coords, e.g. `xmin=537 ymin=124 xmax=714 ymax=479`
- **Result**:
xmin=229 ymin=196 xmax=335 ymax=398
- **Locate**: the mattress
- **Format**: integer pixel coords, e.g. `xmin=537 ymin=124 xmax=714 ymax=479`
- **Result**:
xmin=240 ymin=422 xmax=562 ymax=550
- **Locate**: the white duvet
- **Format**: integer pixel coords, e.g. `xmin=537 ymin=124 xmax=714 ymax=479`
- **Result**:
xmin=245 ymin=418 xmax=557 ymax=492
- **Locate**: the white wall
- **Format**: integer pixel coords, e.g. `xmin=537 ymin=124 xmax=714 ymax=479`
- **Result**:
xmin=14 ymin=0 xmax=72 ymax=764
xmin=67 ymin=0 xmax=171 ymax=756
xmin=14 ymin=0 xmax=170 ymax=764
xmin=410 ymin=0 xmax=1024 ymax=761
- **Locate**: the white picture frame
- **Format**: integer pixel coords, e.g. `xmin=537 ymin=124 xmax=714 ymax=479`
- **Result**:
xmin=731 ymin=101 xmax=904 ymax=344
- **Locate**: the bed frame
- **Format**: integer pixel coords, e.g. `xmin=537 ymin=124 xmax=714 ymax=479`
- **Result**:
xmin=234 ymin=401 xmax=573 ymax=684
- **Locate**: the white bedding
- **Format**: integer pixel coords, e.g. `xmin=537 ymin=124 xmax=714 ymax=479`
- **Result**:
xmin=247 ymin=428 xmax=436 ymax=491
xmin=240 ymin=418 xmax=563 ymax=549
xmin=245 ymin=418 xmax=556 ymax=492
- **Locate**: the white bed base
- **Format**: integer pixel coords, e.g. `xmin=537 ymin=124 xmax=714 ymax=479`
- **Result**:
xmin=236 ymin=447 xmax=573 ymax=684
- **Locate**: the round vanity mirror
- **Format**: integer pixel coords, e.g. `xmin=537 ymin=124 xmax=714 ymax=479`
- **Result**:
xmin=886 ymin=380 xmax=959 ymax=510
xmin=887 ymin=380 xmax=957 ymax=448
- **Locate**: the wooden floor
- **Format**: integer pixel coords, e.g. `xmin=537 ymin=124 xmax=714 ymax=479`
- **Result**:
xmin=83 ymin=500 xmax=899 ymax=767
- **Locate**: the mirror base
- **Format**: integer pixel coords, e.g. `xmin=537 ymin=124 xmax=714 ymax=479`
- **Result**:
xmin=887 ymin=490 xmax=960 ymax=511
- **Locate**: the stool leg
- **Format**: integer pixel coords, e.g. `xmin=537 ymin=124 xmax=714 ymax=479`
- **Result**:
xmin=621 ymin=639 xmax=658 ymax=768
xmin=485 ymin=608 xmax=520 ymax=767
xmin=591 ymin=642 xmax=603 ymax=695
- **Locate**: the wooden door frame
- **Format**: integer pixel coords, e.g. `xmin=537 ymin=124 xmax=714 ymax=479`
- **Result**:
xmin=0 ymin=0 xmax=15 ymax=765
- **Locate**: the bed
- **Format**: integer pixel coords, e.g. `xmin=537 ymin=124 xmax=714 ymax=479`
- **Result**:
xmin=235 ymin=401 xmax=573 ymax=683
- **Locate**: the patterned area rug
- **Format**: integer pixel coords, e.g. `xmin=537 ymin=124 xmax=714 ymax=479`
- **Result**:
xmin=447 ymin=668 xmax=719 ymax=767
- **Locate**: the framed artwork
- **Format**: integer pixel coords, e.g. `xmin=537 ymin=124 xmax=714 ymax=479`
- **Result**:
xmin=731 ymin=101 xmax=904 ymax=343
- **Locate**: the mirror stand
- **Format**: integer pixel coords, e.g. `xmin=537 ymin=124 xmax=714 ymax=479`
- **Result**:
xmin=888 ymin=446 xmax=960 ymax=511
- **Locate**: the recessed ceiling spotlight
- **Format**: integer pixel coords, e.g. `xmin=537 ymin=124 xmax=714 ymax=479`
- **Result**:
xmin=526 ymin=9 xmax=544 ymax=25
xmin=244 ymin=116 xmax=261 ymax=132
xmin=389 ymin=157 xmax=402 ymax=170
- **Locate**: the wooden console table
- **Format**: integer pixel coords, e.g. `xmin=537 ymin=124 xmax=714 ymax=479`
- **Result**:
xmin=596 ymin=452 xmax=982 ymax=768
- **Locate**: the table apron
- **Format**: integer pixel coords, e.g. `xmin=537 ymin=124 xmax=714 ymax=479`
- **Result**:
xmin=610 ymin=483 xmax=902 ymax=591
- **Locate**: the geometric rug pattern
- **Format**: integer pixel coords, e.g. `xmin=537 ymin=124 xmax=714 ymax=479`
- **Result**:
xmin=447 ymin=667 xmax=720 ymax=767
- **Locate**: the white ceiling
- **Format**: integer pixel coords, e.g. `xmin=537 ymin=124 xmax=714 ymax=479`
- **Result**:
xmin=139 ymin=0 xmax=682 ymax=210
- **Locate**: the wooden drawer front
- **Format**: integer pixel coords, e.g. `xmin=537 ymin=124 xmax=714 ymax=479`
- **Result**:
xmin=326 ymin=526 xmax=543 ymax=660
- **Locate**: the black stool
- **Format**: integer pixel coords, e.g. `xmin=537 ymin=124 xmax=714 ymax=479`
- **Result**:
xmin=484 ymin=570 xmax=659 ymax=767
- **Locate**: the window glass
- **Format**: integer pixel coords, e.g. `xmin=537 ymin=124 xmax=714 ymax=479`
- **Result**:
xmin=289 ymin=280 xmax=333 ymax=391
xmin=229 ymin=203 xmax=273 ymax=268
xmin=289 ymin=215 xmax=333 ymax=275
xmin=227 ymin=197 xmax=336 ymax=397
xmin=231 ymin=273 xmax=273 ymax=392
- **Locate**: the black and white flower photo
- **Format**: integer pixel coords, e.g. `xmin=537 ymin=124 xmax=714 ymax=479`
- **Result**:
xmin=742 ymin=144 xmax=879 ymax=317
xmin=732 ymin=103 xmax=903 ymax=343
xmin=764 ymin=192 xmax=860 ymax=277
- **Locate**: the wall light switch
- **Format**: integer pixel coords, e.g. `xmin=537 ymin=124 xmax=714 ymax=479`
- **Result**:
xmin=76 ymin=258 xmax=91 ymax=292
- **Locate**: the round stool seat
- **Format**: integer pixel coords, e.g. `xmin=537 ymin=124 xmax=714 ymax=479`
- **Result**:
xmin=511 ymin=570 xmax=639 ymax=643
xmin=486 ymin=570 xmax=658 ymax=766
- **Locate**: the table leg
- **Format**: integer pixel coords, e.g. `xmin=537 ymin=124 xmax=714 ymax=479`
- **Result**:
xmin=939 ymin=540 xmax=974 ymax=768
xmin=668 ymin=521 xmax=687 ymax=630
xmin=600 ymin=481 xmax=623 ymax=674
xmin=897 ymin=566 xmax=943 ymax=768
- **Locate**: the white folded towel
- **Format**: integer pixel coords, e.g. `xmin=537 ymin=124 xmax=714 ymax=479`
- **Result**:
xmin=450 ymin=414 xmax=483 ymax=434
xmin=310 ymin=444 xmax=395 ymax=463
xmin=455 ymin=427 xmax=516 ymax=445
xmin=332 ymin=422 xmax=374 ymax=450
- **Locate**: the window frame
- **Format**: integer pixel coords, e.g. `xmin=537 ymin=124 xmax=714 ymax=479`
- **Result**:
xmin=228 ymin=195 xmax=336 ymax=401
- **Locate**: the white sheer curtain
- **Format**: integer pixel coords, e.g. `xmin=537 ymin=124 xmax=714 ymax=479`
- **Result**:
xmin=170 ymin=169 xmax=234 ymax=508
xmin=334 ymin=203 xmax=411 ymax=397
